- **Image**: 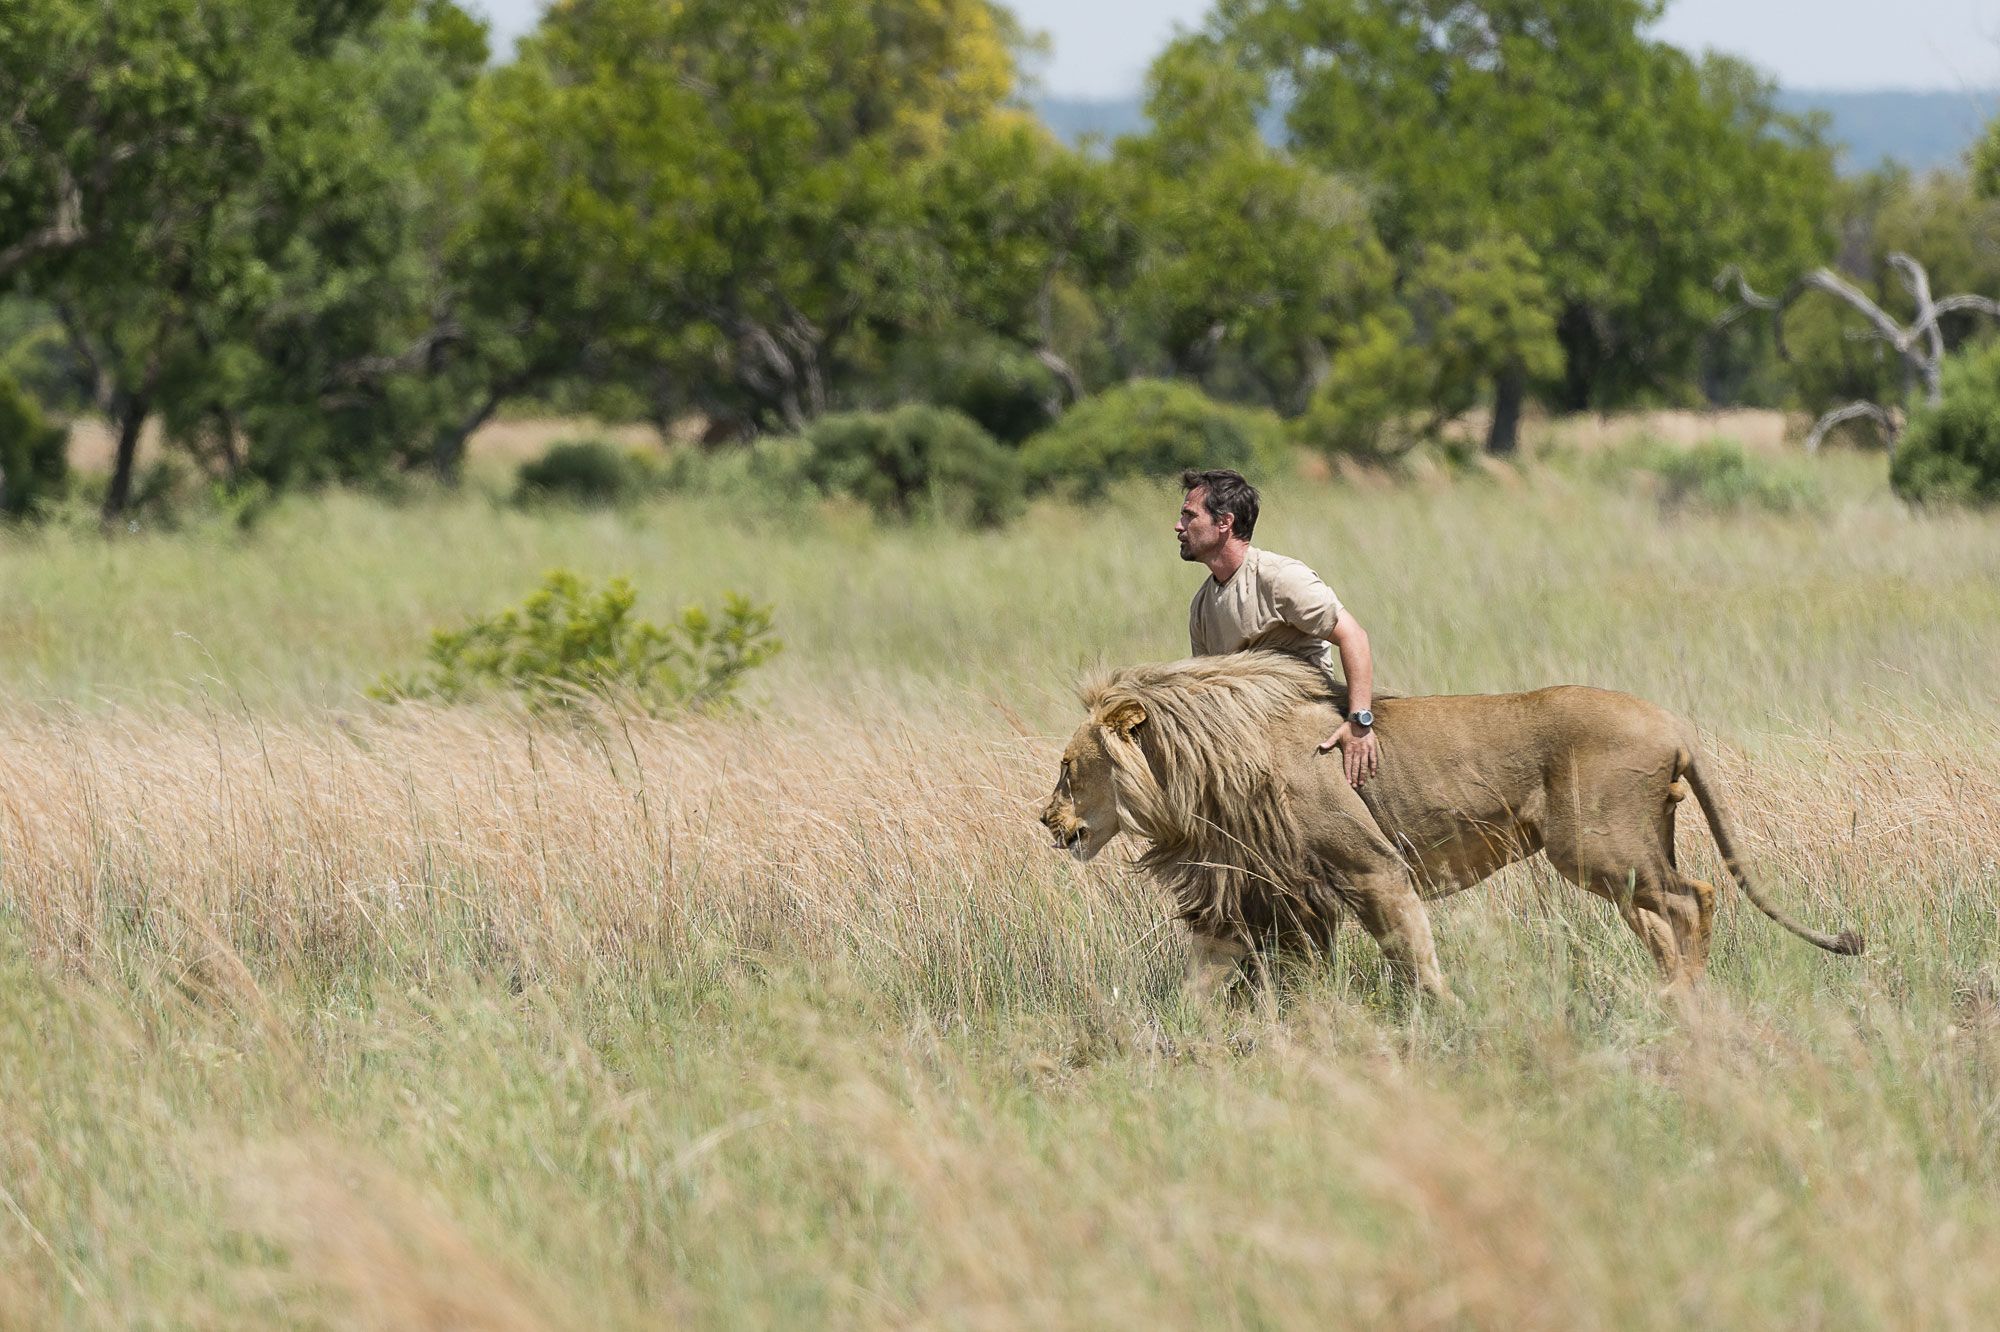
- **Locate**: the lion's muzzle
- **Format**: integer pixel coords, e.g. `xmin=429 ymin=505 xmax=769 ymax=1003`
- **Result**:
xmin=1039 ymin=799 xmax=1088 ymax=858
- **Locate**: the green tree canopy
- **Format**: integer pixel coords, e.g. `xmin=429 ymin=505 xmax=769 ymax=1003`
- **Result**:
xmin=1201 ymin=0 xmax=1835 ymax=448
xmin=1109 ymin=37 xmax=1393 ymax=413
xmin=2 ymin=0 xmax=490 ymax=517
xmin=477 ymin=0 xmax=1027 ymax=436
xmin=909 ymin=115 xmax=1126 ymax=406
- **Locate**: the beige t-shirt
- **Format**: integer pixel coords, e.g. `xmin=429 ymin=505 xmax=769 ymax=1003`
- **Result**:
xmin=1188 ymin=546 xmax=1345 ymax=675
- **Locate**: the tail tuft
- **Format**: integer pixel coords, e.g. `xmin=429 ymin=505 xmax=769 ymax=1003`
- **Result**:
xmin=1833 ymin=930 xmax=1866 ymax=956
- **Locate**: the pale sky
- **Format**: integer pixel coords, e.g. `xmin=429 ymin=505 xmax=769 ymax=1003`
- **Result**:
xmin=470 ymin=0 xmax=2000 ymax=97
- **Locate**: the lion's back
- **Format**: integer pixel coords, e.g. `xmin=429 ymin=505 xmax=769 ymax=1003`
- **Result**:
xmin=1359 ymin=685 xmax=1691 ymax=824
xmin=1378 ymin=684 xmax=1688 ymax=757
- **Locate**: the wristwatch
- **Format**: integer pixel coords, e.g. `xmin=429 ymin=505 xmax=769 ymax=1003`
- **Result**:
xmin=1349 ymin=708 xmax=1373 ymax=729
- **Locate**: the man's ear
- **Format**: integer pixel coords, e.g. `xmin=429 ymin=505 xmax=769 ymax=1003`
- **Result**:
xmin=1100 ymin=699 xmax=1146 ymax=741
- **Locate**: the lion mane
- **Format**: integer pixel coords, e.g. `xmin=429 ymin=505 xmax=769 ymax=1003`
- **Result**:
xmin=1081 ymin=652 xmax=1354 ymax=946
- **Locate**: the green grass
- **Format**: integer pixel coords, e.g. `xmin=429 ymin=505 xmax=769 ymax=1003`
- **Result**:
xmin=3 ymin=447 xmax=1999 ymax=1327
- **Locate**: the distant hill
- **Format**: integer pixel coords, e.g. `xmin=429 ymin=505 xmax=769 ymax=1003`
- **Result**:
xmin=1035 ymin=88 xmax=2000 ymax=176
xmin=1777 ymin=90 xmax=1999 ymax=174
xmin=1033 ymin=96 xmax=1148 ymax=145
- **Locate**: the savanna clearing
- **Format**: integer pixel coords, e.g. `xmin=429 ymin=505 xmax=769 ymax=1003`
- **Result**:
xmin=3 ymin=431 xmax=1999 ymax=1328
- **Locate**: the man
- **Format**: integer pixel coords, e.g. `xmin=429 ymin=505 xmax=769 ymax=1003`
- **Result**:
xmin=1175 ymin=468 xmax=1379 ymax=788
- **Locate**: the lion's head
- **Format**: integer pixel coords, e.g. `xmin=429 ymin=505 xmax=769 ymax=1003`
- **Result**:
xmin=1039 ymin=653 xmax=1345 ymax=940
xmin=1038 ymin=695 xmax=1146 ymax=862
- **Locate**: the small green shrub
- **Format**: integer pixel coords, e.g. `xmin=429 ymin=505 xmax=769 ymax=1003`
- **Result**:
xmin=1893 ymin=341 xmax=2000 ymax=504
xmin=802 ymin=405 xmax=1021 ymax=526
xmin=1606 ymin=439 xmax=1822 ymax=514
xmin=0 ymin=373 xmax=69 ymax=519
xmin=516 ymin=439 xmax=657 ymax=506
xmin=372 ymin=570 xmax=781 ymax=716
xmin=1019 ymin=380 xmax=1287 ymax=497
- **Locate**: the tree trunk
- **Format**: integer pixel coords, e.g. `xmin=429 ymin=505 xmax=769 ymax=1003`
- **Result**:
xmin=1486 ymin=365 xmax=1525 ymax=456
xmin=432 ymin=387 xmax=502 ymax=483
xmin=101 ymin=393 xmax=150 ymax=525
xmin=208 ymin=403 xmax=243 ymax=479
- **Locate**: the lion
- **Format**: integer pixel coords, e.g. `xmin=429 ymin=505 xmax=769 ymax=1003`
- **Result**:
xmin=1038 ymin=652 xmax=1862 ymax=998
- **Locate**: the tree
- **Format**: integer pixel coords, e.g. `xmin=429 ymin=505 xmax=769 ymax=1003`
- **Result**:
xmin=1973 ymin=117 xmax=2000 ymax=201
xmin=1111 ymin=36 xmax=1393 ymax=413
xmin=910 ymin=115 xmax=1126 ymax=409
xmin=1207 ymin=1 xmax=1835 ymax=450
xmin=476 ymin=0 xmax=1026 ymax=438
xmin=208 ymin=2 xmax=493 ymax=490
xmin=4 ymin=0 xmax=282 ymax=518
xmin=1297 ymin=234 xmax=1562 ymax=456
xmin=2 ymin=0 xmax=491 ymax=518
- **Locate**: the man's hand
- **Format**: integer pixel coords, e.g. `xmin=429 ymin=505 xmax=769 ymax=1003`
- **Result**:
xmin=1318 ymin=721 xmax=1379 ymax=788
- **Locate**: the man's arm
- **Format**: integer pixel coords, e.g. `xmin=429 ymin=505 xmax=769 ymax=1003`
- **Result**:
xmin=1315 ymin=609 xmax=1379 ymax=787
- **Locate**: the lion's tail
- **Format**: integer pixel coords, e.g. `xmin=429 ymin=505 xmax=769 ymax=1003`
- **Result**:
xmin=1678 ymin=748 xmax=1864 ymax=956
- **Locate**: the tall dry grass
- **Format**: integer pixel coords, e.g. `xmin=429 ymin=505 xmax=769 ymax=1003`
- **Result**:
xmin=3 ymin=451 xmax=1999 ymax=1326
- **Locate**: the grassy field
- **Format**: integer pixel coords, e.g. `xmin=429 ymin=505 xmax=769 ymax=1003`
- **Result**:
xmin=3 ymin=441 xmax=1999 ymax=1327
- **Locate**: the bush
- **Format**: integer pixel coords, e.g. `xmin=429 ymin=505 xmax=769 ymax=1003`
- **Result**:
xmin=1893 ymin=341 xmax=2000 ymax=504
xmin=516 ymin=439 xmax=657 ymax=506
xmin=1607 ymin=439 xmax=1822 ymax=515
xmin=899 ymin=338 xmax=1061 ymax=445
xmin=0 ymin=373 xmax=69 ymax=519
xmin=802 ymin=405 xmax=1021 ymax=526
xmin=662 ymin=435 xmax=818 ymax=509
xmin=372 ymin=570 xmax=781 ymax=716
xmin=1019 ymin=380 xmax=1287 ymax=497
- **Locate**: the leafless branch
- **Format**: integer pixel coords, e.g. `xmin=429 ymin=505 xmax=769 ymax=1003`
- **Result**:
xmin=1033 ymin=347 xmax=1082 ymax=412
xmin=327 ymin=322 xmax=463 ymax=388
xmin=1805 ymin=401 xmax=1900 ymax=455
xmin=1931 ymin=294 xmax=2000 ymax=320
xmin=1716 ymin=254 xmax=2000 ymax=415
xmin=1888 ymin=253 xmax=1944 ymax=368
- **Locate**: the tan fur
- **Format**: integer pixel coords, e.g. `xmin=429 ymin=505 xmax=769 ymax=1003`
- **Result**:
xmin=1040 ymin=652 xmax=1863 ymax=996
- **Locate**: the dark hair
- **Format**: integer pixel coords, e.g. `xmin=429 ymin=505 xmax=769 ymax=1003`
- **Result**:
xmin=1180 ymin=468 xmax=1259 ymax=541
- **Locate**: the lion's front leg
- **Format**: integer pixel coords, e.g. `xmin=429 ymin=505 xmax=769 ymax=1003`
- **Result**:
xmin=1184 ymin=930 xmax=1253 ymax=1002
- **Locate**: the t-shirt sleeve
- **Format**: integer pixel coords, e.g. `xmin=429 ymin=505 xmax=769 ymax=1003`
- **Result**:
xmin=1269 ymin=557 xmax=1345 ymax=640
xmin=1188 ymin=591 xmax=1206 ymax=655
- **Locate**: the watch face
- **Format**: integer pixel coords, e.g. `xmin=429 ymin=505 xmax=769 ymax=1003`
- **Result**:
xmin=1352 ymin=710 xmax=1373 ymax=727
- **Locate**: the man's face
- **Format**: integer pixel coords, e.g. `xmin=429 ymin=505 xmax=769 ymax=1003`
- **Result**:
xmin=1175 ymin=487 xmax=1230 ymax=563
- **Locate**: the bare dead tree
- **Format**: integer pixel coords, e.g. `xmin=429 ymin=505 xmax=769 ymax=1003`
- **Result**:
xmin=1716 ymin=253 xmax=2000 ymax=453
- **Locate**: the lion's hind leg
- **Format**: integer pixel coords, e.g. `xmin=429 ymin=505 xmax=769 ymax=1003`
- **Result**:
xmin=1671 ymin=874 xmax=1718 ymax=977
xmin=1544 ymin=755 xmax=1710 ymax=994
xmin=1546 ymin=844 xmax=1706 ymax=993
xmin=1589 ymin=868 xmax=1715 ymax=994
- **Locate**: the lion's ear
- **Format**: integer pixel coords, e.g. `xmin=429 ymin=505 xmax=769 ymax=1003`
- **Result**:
xmin=1100 ymin=699 xmax=1147 ymax=741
